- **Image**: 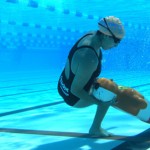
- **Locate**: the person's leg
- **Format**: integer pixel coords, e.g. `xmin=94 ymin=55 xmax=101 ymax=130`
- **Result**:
xmin=73 ymin=85 xmax=115 ymax=136
xmin=89 ymin=101 xmax=112 ymax=137
xmin=74 ymin=98 xmax=113 ymax=137
xmin=73 ymin=98 xmax=96 ymax=108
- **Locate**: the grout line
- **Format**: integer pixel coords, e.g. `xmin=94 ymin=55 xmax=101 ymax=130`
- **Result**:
xmin=0 ymin=75 xmax=58 ymax=83
xmin=0 ymin=89 xmax=54 ymax=97
xmin=0 ymin=81 xmax=57 ymax=89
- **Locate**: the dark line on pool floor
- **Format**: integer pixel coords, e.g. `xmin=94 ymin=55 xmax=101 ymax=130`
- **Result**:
xmin=0 ymin=128 xmax=136 ymax=141
xmin=0 ymin=81 xmax=55 ymax=89
xmin=0 ymin=101 xmax=64 ymax=117
xmin=132 ymin=83 xmax=150 ymax=88
xmin=0 ymin=128 xmax=149 ymax=142
xmin=0 ymin=89 xmax=54 ymax=97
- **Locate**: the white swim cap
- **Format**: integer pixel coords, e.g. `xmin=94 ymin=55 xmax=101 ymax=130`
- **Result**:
xmin=98 ymin=16 xmax=125 ymax=39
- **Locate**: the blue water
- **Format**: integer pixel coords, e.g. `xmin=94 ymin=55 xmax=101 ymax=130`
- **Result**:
xmin=0 ymin=0 xmax=150 ymax=150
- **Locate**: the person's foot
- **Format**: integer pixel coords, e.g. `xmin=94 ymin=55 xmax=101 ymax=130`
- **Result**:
xmin=89 ymin=127 xmax=113 ymax=137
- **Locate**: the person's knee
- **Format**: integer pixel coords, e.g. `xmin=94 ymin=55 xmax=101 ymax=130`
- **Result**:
xmin=73 ymin=99 xmax=95 ymax=108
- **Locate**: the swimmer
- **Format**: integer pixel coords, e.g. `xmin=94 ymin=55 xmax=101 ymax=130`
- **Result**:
xmin=58 ymin=16 xmax=125 ymax=137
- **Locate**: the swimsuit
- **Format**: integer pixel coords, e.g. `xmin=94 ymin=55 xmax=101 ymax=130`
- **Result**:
xmin=57 ymin=31 xmax=102 ymax=106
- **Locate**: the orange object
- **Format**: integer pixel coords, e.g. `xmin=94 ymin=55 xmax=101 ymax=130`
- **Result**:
xmin=96 ymin=78 xmax=147 ymax=116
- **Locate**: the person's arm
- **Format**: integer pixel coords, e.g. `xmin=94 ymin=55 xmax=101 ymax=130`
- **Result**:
xmin=70 ymin=48 xmax=98 ymax=102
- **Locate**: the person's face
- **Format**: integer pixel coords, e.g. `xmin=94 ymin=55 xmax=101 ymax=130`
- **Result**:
xmin=98 ymin=18 xmax=122 ymax=50
xmin=102 ymin=35 xmax=121 ymax=50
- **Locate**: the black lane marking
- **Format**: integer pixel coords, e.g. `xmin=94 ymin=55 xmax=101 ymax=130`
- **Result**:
xmin=0 ymin=128 xmax=137 ymax=141
xmin=0 ymin=128 xmax=149 ymax=142
xmin=0 ymin=101 xmax=64 ymax=117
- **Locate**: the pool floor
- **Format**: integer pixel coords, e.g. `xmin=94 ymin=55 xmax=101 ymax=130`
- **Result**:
xmin=0 ymin=70 xmax=150 ymax=150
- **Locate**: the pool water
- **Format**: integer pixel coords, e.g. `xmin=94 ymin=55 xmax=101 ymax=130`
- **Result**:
xmin=0 ymin=0 xmax=150 ymax=149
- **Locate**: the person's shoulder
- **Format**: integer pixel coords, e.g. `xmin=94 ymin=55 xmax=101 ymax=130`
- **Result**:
xmin=78 ymin=48 xmax=99 ymax=66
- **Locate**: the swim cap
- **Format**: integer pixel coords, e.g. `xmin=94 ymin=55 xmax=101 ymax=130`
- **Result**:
xmin=98 ymin=16 xmax=125 ymax=39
